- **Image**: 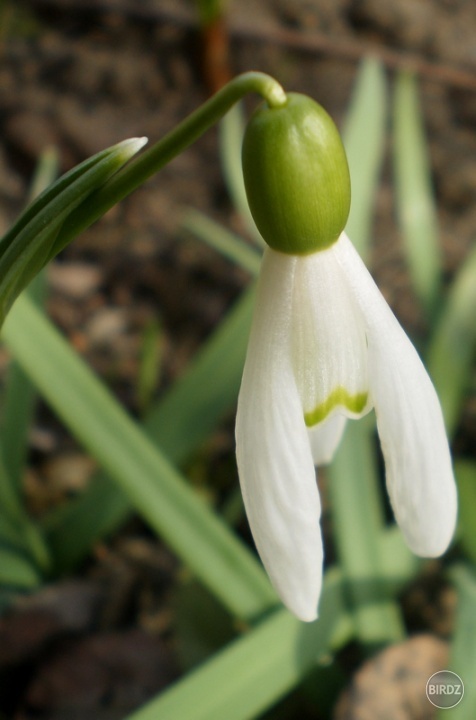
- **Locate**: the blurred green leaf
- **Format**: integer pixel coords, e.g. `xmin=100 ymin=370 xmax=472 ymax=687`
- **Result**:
xmin=1 ymin=147 xmax=57 ymax=491
xmin=3 ymin=292 xmax=275 ymax=620
xmin=393 ymin=71 xmax=441 ymax=318
xmin=0 ymin=138 xmax=144 ymax=323
xmin=219 ymin=103 xmax=263 ymax=246
xmin=42 ymin=474 xmax=131 ymax=574
xmin=182 ymin=208 xmax=261 ymax=275
xmin=174 ymin=579 xmax=237 ymax=671
xmin=427 ymin=244 xmax=476 ymax=437
xmin=1 ymin=272 xmax=46 ymax=492
xmin=27 ymin=146 xmax=60 ymax=201
xmin=0 ymin=450 xmax=50 ymax=572
xmin=343 ymin=57 xmax=387 ymax=261
xmin=43 ymin=284 xmax=255 ymax=573
xmin=444 ymin=566 xmax=476 ymax=719
xmin=137 ymin=316 xmax=163 ymax=415
xmin=454 ymin=461 xmax=476 ymax=564
xmin=380 ymin=527 xmax=420 ymax=589
xmin=0 ymin=544 xmax=41 ymax=588
xmin=126 ymin=569 xmax=352 ymax=720
xmin=196 ymin=0 xmax=224 ymax=25
xmin=145 ymin=283 xmax=255 ymax=466
xmin=327 ymin=418 xmax=404 ymax=645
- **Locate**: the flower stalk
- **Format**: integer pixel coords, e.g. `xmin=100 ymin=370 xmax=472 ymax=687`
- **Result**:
xmin=51 ymin=72 xmax=287 ymax=259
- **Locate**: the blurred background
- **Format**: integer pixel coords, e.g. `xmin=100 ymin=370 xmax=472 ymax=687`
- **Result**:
xmin=0 ymin=1 xmax=475 ymax=718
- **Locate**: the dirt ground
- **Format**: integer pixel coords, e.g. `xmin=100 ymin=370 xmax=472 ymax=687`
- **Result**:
xmin=0 ymin=0 xmax=475 ymax=717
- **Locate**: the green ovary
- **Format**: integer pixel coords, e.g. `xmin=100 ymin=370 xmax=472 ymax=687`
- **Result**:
xmin=304 ymin=387 xmax=368 ymax=427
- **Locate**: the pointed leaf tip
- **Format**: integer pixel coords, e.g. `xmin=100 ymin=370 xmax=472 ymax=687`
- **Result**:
xmin=116 ymin=136 xmax=148 ymax=159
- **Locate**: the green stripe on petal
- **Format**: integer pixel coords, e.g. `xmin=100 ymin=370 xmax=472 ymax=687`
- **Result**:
xmin=304 ymin=388 xmax=368 ymax=427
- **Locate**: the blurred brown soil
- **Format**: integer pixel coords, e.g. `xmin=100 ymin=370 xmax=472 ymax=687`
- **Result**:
xmin=0 ymin=0 xmax=475 ymax=718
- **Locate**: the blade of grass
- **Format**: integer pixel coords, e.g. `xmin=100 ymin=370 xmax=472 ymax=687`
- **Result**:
xmin=136 ymin=316 xmax=163 ymax=416
xmin=0 ymin=450 xmax=50 ymax=571
xmin=219 ymin=103 xmax=263 ymax=246
xmin=443 ymin=566 xmax=476 ymax=719
xmin=327 ymin=419 xmax=404 ymax=645
xmin=393 ymin=71 xmax=441 ymax=318
xmin=0 ymin=138 xmax=145 ymax=321
xmin=145 ymin=284 xmax=255 ymax=464
xmin=454 ymin=461 xmax=476 ymax=564
xmin=0 ymin=147 xmax=60 ymax=577
xmin=427 ymin=244 xmax=476 ymax=437
xmin=42 ymin=475 xmax=130 ymax=574
xmin=144 ymin=539 xmax=418 ymax=720
xmin=43 ymin=284 xmax=256 ymax=572
xmin=343 ymin=57 xmax=387 ymax=262
xmin=182 ymin=208 xmax=261 ymax=275
xmin=126 ymin=569 xmax=352 ymax=720
xmin=1 ymin=272 xmax=47 ymax=490
xmin=1 ymin=147 xmax=57 ymax=489
xmin=0 ymin=545 xmax=42 ymax=588
xmin=2 ymin=292 xmax=275 ymax=620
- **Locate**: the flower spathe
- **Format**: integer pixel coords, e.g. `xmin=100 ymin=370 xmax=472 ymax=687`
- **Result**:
xmin=235 ymin=232 xmax=457 ymax=622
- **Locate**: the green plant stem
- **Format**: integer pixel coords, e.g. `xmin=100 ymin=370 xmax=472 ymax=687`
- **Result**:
xmin=51 ymin=72 xmax=286 ymax=257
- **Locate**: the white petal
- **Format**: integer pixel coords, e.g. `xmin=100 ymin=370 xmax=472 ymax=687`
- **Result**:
xmin=334 ymin=233 xmax=457 ymax=556
xmin=236 ymin=248 xmax=323 ymax=621
xmin=291 ymin=249 xmax=371 ymax=426
xmin=308 ymin=413 xmax=347 ymax=466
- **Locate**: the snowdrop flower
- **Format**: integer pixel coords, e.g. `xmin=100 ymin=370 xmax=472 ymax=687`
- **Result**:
xmin=236 ymin=93 xmax=457 ymax=622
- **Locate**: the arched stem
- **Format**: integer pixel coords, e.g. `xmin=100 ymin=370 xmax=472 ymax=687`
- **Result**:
xmin=52 ymin=72 xmax=286 ymax=256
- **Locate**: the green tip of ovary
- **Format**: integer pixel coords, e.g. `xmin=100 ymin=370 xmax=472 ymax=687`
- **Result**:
xmin=242 ymin=93 xmax=351 ymax=255
xmin=304 ymin=388 xmax=368 ymax=427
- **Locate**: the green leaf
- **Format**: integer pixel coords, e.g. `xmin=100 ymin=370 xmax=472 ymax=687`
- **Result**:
xmin=393 ymin=71 xmax=441 ymax=318
xmin=1 ymin=275 xmax=46 ymax=490
xmin=454 ymin=461 xmax=476 ymax=564
xmin=343 ymin=57 xmax=387 ymax=262
xmin=136 ymin=316 xmax=163 ymax=415
xmin=0 ymin=138 xmax=145 ymax=322
xmin=43 ymin=284 xmax=256 ymax=572
xmin=145 ymin=284 xmax=255 ymax=465
xmin=2 ymin=292 xmax=275 ymax=620
xmin=125 ymin=570 xmax=352 ymax=720
xmin=445 ymin=566 xmax=476 ymax=719
xmin=196 ymin=0 xmax=224 ymax=25
xmin=327 ymin=418 xmax=404 ymax=644
xmin=0 ymin=450 xmax=50 ymax=572
xmin=182 ymin=209 xmax=261 ymax=275
xmin=219 ymin=103 xmax=263 ymax=246
xmin=27 ymin=146 xmax=60 ymax=202
xmin=0 ymin=544 xmax=41 ymax=588
xmin=1 ymin=144 xmax=58 ymax=490
xmin=42 ymin=474 xmax=130 ymax=573
xmin=174 ymin=579 xmax=237 ymax=671
xmin=427 ymin=244 xmax=476 ymax=437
